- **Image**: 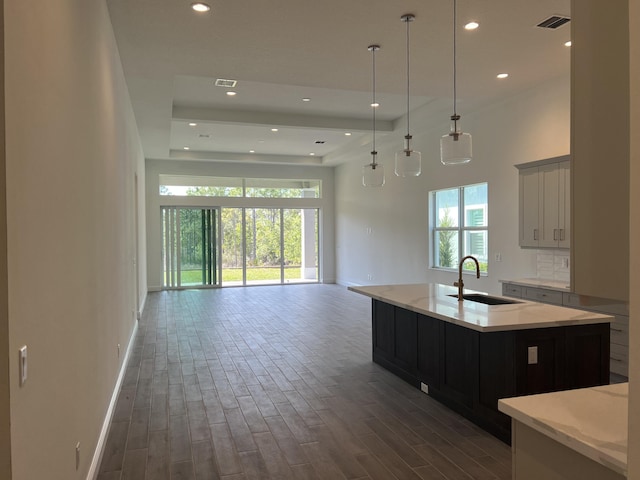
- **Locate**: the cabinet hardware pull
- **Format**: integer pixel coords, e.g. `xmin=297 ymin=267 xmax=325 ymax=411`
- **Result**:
xmin=533 ymin=229 xmax=538 ymax=241
xmin=560 ymin=229 xmax=565 ymax=241
xmin=611 ymin=328 xmax=624 ymax=332
xmin=554 ymin=229 xmax=558 ymax=241
xmin=611 ymin=357 xmax=623 ymax=363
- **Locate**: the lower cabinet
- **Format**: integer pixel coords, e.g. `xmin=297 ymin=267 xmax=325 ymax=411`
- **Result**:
xmin=502 ymin=282 xmax=629 ymax=378
xmin=371 ymin=300 xmax=610 ymax=444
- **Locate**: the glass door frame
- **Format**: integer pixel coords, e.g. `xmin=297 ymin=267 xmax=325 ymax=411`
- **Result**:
xmin=161 ymin=206 xmax=222 ymax=289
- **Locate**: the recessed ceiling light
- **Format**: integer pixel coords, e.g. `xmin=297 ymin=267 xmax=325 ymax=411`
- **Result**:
xmin=188 ymin=122 xmax=197 ymax=127
xmin=345 ymin=132 xmax=352 ymax=136
xmin=249 ymin=150 xmax=255 ymax=153
xmin=371 ymin=102 xmax=380 ymax=108
xmin=464 ymin=21 xmax=479 ymax=30
xmin=271 ymin=128 xmax=279 ymax=132
xmin=183 ymin=146 xmax=190 ymax=150
xmin=565 ymin=40 xmax=572 ymax=47
xmin=309 ymin=153 xmax=316 ymax=156
xmin=302 ymin=98 xmax=311 ymax=102
xmin=191 ymin=3 xmax=210 ymax=13
xmin=497 ymin=73 xmax=509 ymax=79
xmin=226 ymin=91 xmax=237 ymax=96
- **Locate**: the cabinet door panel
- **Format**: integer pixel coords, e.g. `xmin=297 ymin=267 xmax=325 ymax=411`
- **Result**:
xmin=478 ymin=332 xmax=516 ymax=432
xmin=417 ymin=314 xmax=440 ymax=387
xmin=515 ymin=329 xmax=565 ymax=395
xmin=520 ymin=167 xmax=540 ymax=247
xmin=440 ymin=323 xmax=478 ymax=408
xmin=565 ymin=324 xmax=609 ymax=389
xmin=373 ymin=300 xmax=394 ymax=360
xmin=558 ymin=160 xmax=571 ymax=248
xmin=394 ymin=308 xmax=418 ymax=373
xmin=539 ymin=164 xmax=560 ymax=247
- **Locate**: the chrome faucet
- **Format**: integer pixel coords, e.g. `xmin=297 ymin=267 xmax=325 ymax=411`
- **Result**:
xmin=454 ymin=255 xmax=480 ymax=301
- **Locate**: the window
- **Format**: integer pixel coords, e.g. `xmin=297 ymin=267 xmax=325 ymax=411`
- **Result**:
xmin=159 ymin=175 xmax=321 ymax=198
xmin=430 ymin=183 xmax=488 ymax=273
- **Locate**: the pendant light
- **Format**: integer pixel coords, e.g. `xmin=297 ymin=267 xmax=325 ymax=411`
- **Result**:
xmin=363 ymin=44 xmax=385 ymax=187
xmin=440 ymin=0 xmax=472 ymax=165
xmin=395 ymin=14 xmax=422 ymax=177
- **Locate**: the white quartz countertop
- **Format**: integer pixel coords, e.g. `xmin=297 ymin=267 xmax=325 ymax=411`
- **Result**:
xmin=498 ymin=383 xmax=628 ymax=476
xmin=500 ymin=277 xmax=571 ymax=291
xmin=348 ymin=283 xmax=612 ymax=332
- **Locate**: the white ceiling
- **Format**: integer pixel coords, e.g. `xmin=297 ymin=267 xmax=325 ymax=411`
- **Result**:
xmin=106 ymin=0 xmax=571 ymax=166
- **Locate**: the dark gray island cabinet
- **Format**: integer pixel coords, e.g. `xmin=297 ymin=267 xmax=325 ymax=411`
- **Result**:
xmin=349 ymin=284 xmax=613 ymax=444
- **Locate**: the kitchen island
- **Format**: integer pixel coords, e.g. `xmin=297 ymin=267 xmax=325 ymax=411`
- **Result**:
xmin=349 ymin=283 xmax=614 ymax=443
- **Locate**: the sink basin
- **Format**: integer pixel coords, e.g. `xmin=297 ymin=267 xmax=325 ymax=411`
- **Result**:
xmin=447 ymin=293 xmax=522 ymax=305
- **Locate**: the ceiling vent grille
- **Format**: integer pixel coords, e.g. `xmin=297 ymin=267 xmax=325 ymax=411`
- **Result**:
xmin=215 ymin=78 xmax=238 ymax=88
xmin=536 ymin=15 xmax=571 ymax=29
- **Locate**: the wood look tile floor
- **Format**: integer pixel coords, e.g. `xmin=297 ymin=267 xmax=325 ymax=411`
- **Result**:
xmin=97 ymin=284 xmax=511 ymax=480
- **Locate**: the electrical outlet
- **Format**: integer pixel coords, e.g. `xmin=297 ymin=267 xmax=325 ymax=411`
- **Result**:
xmin=420 ymin=382 xmax=429 ymax=394
xmin=528 ymin=346 xmax=538 ymax=365
xmin=494 ymin=253 xmax=502 ymax=262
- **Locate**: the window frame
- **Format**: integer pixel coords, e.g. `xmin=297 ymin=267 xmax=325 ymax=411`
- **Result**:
xmin=430 ymin=182 xmax=489 ymax=274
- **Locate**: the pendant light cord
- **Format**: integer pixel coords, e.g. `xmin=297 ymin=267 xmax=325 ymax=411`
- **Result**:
xmin=372 ymin=46 xmax=377 ymax=162
xmin=406 ymin=17 xmax=410 ymax=136
xmin=453 ymin=0 xmax=458 ymax=118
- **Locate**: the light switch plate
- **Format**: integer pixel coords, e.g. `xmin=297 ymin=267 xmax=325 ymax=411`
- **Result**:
xmin=528 ymin=346 xmax=538 ymax=365
xmin=19 ymin=345 xmax=27 ymax=386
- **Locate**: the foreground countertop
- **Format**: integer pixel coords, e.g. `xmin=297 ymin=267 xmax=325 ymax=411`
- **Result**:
xmin=498 ymin=383 xmax=628 ymax=476
xmin=348 ymin=283 xmax=612 ymax=332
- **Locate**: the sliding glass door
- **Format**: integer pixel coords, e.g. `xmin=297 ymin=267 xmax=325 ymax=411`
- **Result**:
xmin=219 ymin=207 xmax=319 ymax=286
xmin=162 ymin=206 xmax=319 ymax=288
xmin=162 ymin=207 xmax=220 ymax=288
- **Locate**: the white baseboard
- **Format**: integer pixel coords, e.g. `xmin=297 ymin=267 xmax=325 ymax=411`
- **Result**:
xmin=137 ymin=291 xmax=147 ymax=320
xmin=86 ymin=320 xmax=139 ymax=480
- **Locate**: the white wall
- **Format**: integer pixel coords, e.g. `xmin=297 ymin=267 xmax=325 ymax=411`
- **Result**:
xmin=627 ymin=0 xmax=639 ymax=476
xmin=145 ymin=159 xmax=335 ymax=289
xmin=0 ymin=1 xmax=10 ymax=476
xmin=334 ymin=76 xmax=570 ymax=294
xmin=3 ymin=0 xmax=146 ymax=478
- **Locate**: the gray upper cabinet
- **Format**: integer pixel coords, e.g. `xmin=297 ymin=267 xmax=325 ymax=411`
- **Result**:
xmin=517 ymin=157 xmax=570 ymax=249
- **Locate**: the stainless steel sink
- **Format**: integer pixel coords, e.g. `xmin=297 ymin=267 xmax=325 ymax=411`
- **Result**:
xmin=447 ymin=293 xmax=522 ymax=305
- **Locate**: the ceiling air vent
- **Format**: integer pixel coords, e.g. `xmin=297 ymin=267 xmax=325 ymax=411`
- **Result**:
xmin=536 ymin=15 xmax=571 ymax=29
xmin=215 ymin=78 xmax=238 ymax=88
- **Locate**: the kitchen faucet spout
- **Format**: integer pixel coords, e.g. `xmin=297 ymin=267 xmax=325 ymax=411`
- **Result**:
xmin=454 ymin=255 xmax=481 ymax=301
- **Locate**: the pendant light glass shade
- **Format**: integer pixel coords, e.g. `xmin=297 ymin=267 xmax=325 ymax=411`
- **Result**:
xmin=441 ymin=115 xmax=472 ymax=164
xmin=363 ymin=45 xmax=385 ymax=187
xmin=441 ymin=0 xmax=472 ymax=166
xmin=362 ymin=156 xmax=385 ymax=187
xmin=395 ymin=14 xmax=421 ymax=177
xmin=395 ymin=136 xmax=422 ymax=176
xmin=440 ymin=131 xmax=472 ymax=164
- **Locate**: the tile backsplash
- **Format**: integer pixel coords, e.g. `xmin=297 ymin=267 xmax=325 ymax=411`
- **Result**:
xmin=536 ymin=250 xmax=570 ymax=283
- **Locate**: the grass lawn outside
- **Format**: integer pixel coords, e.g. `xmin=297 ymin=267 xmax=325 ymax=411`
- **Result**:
xmin=177 ymin=266 xmax=311 ymax=285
